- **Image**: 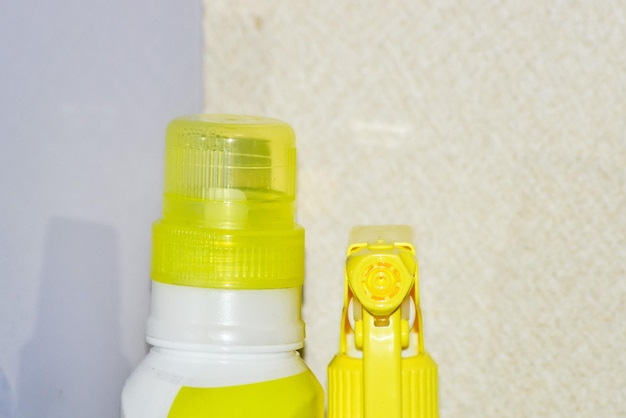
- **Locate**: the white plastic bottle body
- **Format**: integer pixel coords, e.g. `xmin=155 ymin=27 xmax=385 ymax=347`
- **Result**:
xmin=121 ymin=283 xmax=324 ymax=418
xmin=121 ymin=348 xmax=322 ymax=418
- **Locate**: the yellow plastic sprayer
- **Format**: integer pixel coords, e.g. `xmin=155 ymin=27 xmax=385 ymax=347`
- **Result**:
xmin=328 ymin=226 xmax=438 ymax=418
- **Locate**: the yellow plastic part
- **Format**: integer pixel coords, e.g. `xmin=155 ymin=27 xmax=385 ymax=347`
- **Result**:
xmin=151 ymin=115 xmax=304 ymax=289
xmin=328 ymin=226 xmax=439 ymax=418
xmin=167 ymin=371 xmax=324 ymax=417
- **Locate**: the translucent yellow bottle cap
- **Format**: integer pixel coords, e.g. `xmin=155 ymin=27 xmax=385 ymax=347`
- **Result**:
xmin=151 ymin=115 xmax=304 ymax=289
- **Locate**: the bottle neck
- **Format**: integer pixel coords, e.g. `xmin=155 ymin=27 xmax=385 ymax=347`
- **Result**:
xmin=146 ymin=282 xmax=305 ymax=353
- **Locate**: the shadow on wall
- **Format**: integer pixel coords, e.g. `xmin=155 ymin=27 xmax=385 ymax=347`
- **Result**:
xmin=17 ymin=218 xmax=130 ymax=418
xmin=0 ymin=367 xmax=11 ymax=418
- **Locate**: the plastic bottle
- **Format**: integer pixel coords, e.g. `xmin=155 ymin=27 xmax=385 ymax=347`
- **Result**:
xmin=121 ymin=115 xmax=324 ymax=418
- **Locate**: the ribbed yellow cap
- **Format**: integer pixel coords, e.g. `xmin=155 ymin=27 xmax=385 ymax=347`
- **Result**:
xmin=151 ymin=115 xmax=304 ymax=289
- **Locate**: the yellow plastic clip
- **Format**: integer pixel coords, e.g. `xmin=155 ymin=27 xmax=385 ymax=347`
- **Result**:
xmin=328 ymin=226 xmax=438 ymax=418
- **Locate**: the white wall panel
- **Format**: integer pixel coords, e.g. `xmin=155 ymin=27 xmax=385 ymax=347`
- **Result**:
xmin=0 ymin=1 xmax=203 ymax=416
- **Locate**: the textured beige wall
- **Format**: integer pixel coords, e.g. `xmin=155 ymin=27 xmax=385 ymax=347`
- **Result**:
xmin=203 ymin=1 xmax=625 ymax=416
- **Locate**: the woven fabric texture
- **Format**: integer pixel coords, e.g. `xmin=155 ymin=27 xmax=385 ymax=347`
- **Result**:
xmin=203 ymin=1 xmax=626 ymax=416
